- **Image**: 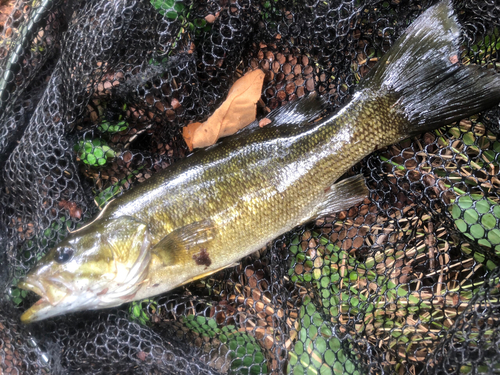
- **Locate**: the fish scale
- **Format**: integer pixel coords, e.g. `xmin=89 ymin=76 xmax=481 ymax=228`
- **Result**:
xmin=18 ymin=0 xmax=500 ymax=322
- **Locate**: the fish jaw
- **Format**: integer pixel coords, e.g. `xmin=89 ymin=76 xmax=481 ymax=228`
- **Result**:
xmin=17 ymin=271 xmax=132 ymax=323
xmin=18 ymin=293 xmax=99 ymax=323
xmin=18 ymin=277 xmax=76 ymax=323
xmin=20 ymin=297 xmax=61 ymax=323
xmin=18 ymin=279 xmax=98 ymax=323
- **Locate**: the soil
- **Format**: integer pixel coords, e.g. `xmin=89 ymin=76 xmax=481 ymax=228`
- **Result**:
xmin=0 ymin=0 xmax=14 ymax=33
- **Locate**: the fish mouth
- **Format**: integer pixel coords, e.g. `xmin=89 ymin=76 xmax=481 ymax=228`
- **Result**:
xmin=17 ymin=276 xmax=71 ymax=323
xmin=17 ymin=278 xmax=46 ymax=298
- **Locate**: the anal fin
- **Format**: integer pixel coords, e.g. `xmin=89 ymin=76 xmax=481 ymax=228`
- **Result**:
xmin=313 ymin=174 xmax=369 ymax=219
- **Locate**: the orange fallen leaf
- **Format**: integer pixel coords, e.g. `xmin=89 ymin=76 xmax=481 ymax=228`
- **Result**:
xmin=183 ymin=69 xmax=265 ymax=150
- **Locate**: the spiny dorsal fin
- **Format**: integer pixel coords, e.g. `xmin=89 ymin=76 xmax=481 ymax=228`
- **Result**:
xmin=235 ymin=92 xmax=329 ymax=135
xmin=265 ymin=92 xmax=329 ymax=127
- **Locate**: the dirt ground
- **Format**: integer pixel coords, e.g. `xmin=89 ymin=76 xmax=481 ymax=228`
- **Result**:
xmin=0 ymin=0 xmax=14 ymax=33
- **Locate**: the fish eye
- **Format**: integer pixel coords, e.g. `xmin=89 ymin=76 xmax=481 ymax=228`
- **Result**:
xmin=54 ymin=247 xmax=75 ymax=264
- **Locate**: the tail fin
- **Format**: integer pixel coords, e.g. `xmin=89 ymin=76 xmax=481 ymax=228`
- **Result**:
xmin=361 ymin=0 xmax=500 ymax=132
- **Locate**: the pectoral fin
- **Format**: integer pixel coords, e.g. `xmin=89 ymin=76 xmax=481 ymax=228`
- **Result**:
xmin=151 ymin=219 xmax=216 ymax=268
xmin=312 ymin=174 xmax=369 ymax=220
xmin=146 ymin=220 xmax=238 ymax=292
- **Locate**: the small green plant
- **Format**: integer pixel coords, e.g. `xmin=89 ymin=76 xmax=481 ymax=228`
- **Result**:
xmin=94 ymin=167 xmax=144 ymax=207
xmin=287 ymin=294 xmax=360 ymax=375
xmin=183 ymin=315 xmax=268 ymax=375
xmin=462 ymin=27 xmax=500 ymax=67
xmin=42 ymin=216 xmax=70 ymax=248
xmin=129 ymin=299 xmax=157 ymax=325
xmin=286 ymin=228 xmax=500 ymax=371
xmin=151 ymin=0 xmax=187 ymax=20
xmin=149 ymin=0 xmax=212 ymax=63
xmin=451 ymin=194 xmax=500 ymax=253
xmin=9 ymin=220 xmax=70 ymax=306
xmin=9 ymin=283 xmax=29 ymax=306
xmin=75 ymin=139 xmax=116 ymax=167
xmin=98 ymin=120 xmax=128 ymax=133
xmin=150 ymin=0 xmax=211 ymax=33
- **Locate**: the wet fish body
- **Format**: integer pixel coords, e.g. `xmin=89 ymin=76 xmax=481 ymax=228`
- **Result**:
xmin=19 ymin=0 xmax=500 ymax=322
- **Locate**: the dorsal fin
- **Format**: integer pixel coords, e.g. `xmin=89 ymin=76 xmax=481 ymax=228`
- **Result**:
xmin=235 ymin=92 xmax=329 ymax=135
xmin=266 ymin=92 xmax=329 ymax=126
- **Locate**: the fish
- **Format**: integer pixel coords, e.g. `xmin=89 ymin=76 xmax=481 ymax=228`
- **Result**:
xmin=18 ymin=0 xmax=500 ymax=323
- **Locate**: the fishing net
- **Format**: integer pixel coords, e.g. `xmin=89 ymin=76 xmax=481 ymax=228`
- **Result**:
xmin=1 ymin=0 xmax=500 ymax=373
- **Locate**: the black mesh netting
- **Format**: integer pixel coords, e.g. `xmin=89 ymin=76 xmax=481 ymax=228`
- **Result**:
xmin=1 ymin=0 xmax=500 ymax=373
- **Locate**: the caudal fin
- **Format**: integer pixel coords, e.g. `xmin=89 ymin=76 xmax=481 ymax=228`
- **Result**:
xmin=361 ymin=0 xmax=500 ymax=133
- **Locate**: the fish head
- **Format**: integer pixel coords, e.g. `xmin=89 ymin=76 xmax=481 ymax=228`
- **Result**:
xmin=18 ymin=216 xmax=151 ymax=323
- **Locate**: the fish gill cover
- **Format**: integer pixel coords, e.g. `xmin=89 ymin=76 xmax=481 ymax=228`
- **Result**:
xmin=0 ymin=0 xmax=500 ymax=374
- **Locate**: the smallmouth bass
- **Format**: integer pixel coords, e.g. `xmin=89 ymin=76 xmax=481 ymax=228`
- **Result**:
xmin=19 ymin=0 xmax=500 ymax=322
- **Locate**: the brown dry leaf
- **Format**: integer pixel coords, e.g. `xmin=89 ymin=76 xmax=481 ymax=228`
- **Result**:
xmin=183 ymin=69 xmax=265 ymax=150
xmin=58 ymin=200 xmax=83 ymax=219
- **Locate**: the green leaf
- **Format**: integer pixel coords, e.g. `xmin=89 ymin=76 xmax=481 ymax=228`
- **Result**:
xmin=308 ymin=325 xmax=318 ymax=340
xmin=295 ymin=341 xmax=304 ymax=355
xmin=313 ymin=313 xmax=323 ymax=327
xmin=320 ymin=276 xmax=329 ymax=289
xmin=324 ymin=350 xmax=336 ymax=366
xmin=494 ymin=205 xmax=500 ymax=219
xmin=493 ymin=141 xmax=500 ymax=153
xmin=458 ymin=195 xmax=473 ymax=209
xmin=397 ymin=287 xmax=408 ymax=297
xmin=486 ymin=260 xmax=496 ymax=271
xmin=329 ymin=337 xmax=341 ymax=351
xmin=293 ymin=365 xmax=304 ymax=375
xmin=464 ymin=209 xmax=479 ymax=224
xmin=488 ymin=229 xmax=500 ymax=245
xmin=481 ymin=214 xmax=496 ymax=230
xmin=455 ymin=219 xmax=467 ymax=233
xmin=306 ymin=301 xmax=316 ymax=316
xmin=451 ymin=204 xmax=461 ymax=219
xmin=132 ymin=304 xmax=141 ymax=317
xmin=475 ymin=198 xmax=491 ymax=214
xmin=300 ymin=352 xmax=310 ymax=367
xmin=462 ymin=132 xmax=475 ymax=146
xmin=166 ymin=11 xmax=178 ymax=19
xmin=85 ymin=154 xmax=97 ymax=165
xmin=315 ymin=337 xmax=327 ymax=354
xmin=173 ymin=2 xmax=185 ymax=12
xmin=470 ymin=224 xmax=485 ymax=239
xmin=482 ymin=149 xmax=496 ymax=162
xmin=208 ymin=318 xmax=217 ymax=329
xmin=76 ymin=139 xmax=116 ymax=167
xmin=478 ymin=238 xmax=491 ymax=248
